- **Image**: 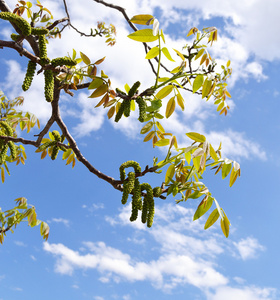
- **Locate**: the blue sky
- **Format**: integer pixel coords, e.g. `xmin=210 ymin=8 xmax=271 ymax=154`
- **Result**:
xmin=0 ymin=0 xmax=280 ymax=299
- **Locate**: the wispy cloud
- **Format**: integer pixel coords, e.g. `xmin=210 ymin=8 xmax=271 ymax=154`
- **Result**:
xmin=233 ymin=237 xmax=266 ymax=260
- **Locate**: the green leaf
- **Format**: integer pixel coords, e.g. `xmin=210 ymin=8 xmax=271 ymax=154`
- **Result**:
xmin=80 ymin=52 xmax=91 ymax=65
xmin=156 ymin=85 xmax=173 ymax=99
xmin=143 ymin=131 xmax=155 ymax=142
xmin=201 ymin=79 xmax=212 ymax=98
xmin=128 ymin=29 xmax=158 ymax=43
xmin=88 ymin=84 xmax=108 ymax=98
xmin=195 ymin=49 xmax=205 ymax=60
xmin=162 ymin=47 xmax=175 ymax=62
xmin=140 ymin=121 xmax=153 ymax=134
xmin=124 ymin=83 xmax=130 ymax=93
xmin=88 ymin=78 xmax=103 ymax=90
xmin=154 ymin=138 xmax=170 ymax=147
xmin=193 ymin=196 xmax=213 ymax=221
xmin=156 ymin=121 xmax=165 ymax=132
xmin=165 ymin=96 xmax=175 ymax=118
xmin=130 ymin=14 xmax=154 ymax=25
xmin=193 ymin=74 xmax=204 ymax=93
xmin=186 ymin=132 xmax=206 ymax=143
xmin=220 ymin=209 xmax=230 ymax=238
xmin=176 ymin=93 xmax=184 ymax=110
xmin=210 ymin=144 xmax=219 ymax=161
xmin=165 ymin=164 xmax=175 ymax=184
xmin=204 ymin=208 xmax=219 ymax=229
xmin=222 ymin=162 xmax=232 ymax=179
xmin=145 ymin=46 xmax=159 ymax=59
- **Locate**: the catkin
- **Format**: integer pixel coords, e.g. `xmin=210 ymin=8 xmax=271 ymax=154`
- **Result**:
xmin=7 ymin=141 xmax=17 ymax=160
xmin=114 ymin=101 xmax=125 ymax=122
xmin=22 ymin=60 xmax=36 ymax=91
xmin=0 ymin=143 xmax=8 ymax=165
xmin=0 ymin=12 xmax=31 ymax=36
xmin=44 ymin=70 xmax=54 ymax=102
xmin=119 ymin=160 xmax=141 ymax=181
xmin=51 ymin=146 xmax=59 ymax=160
xmin=130 ymin=178 xmax=141 ymax=221
xmin=0 ymin=121 xmax=13 ymax=136
xmin=140 ymin=183 xmax=154 ymax=226
xmin=121 ymin=172 xmax=135 ymax=205
xmin=128 ymin=81 xmax=141 ymax=97
xmin=123 ymin=100 xmax=131 ymax=117
xmin=153 ymin=186 xmax=162 ymax=197
xmin=136 ymin=97 xmax=147 ymax=122
xmin=51 ymin=57 xmax=77 ymax=67
xmin=38 ymin=35 xmax=48 ymax=61
xmin=31 ymin=27 xmax=49 ymax=35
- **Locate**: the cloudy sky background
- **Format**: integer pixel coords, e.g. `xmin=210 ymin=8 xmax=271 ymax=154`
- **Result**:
xmin=0 ymin=0 xmax=280 ymax=299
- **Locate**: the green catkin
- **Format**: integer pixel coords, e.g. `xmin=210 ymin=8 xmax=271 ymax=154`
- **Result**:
xmin=51 ymin=57 xmax=77 ymax=67
xmin=51 ymin=146 xmax=59 ymax=160
xmin=153 ymin=186 xmax=162 ymax=197
xmin=123 ymin=100 xmax=131 ymax=117
xmin=0 ymin=143 xmax=9 ymax=165
xmin=116 ymin=88 xmax=127 ymax=97
xmin=128 ymin=81 xmax=141 ymax=97
xmin=38 ymin=35 xmax=48 ymax=60
xmin=10 ymin=33 xmax=20 ymax=41
xmin=44 ymin=69 xmax=54 ymax=102
xmin=22 ymin=60 xmax=36 ymax=91
xmin=114 ymin=100 xmax=125 ymax=122
xmin=0 ymin=121 xmax=13 ymax=136
xmin=140 ymin=183 xmax=154 ymax=226
xmin=38 ymin=140 xmax=55 ymax=151
xmin=7 ymin=141 xmax=17 ymax=160
xmin=130 ymin=178 xmax=141 ymax=221
xmin=0 ymin=12 xmax=31 ymax=36
xmin=31 ymin=27 xmax=49 ymax=35
xmin=121 ymin=172 xmax=135 ymax=205
xmin=135 ymin=97 xmax=147 ymax=122
xmin=121 ymin=181 xmax=130 ymax=205
xmin=141 ymin=196 xmax=148 ymax=224
xmin=119 ymin=160 xmax=141 ymax=181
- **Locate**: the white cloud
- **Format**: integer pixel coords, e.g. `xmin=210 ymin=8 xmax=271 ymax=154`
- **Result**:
xmin=49 ymin=218 xmax=70 ymax=227
xmin=14 ymin=240 xmax=27 ymax=247
xmin=44 ymin=203 xmax=271 ymax=296
xmin=233 ymin=237 xmax=266 ymax=260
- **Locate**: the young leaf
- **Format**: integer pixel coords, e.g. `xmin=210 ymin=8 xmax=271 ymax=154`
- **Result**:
xmin=186 ymin=132 xmax=206 ymax=143
xmin=156 ymin=121 xmax=165 ymax=133
xmin=128 ymin=29 xmax=158 ymax=42
xmin=154 ymin=138 xmax=170 ymax=147
xmin=145 ymin=46 xmax=160 ymax=59
xmin=130 ymin=14 xmax=154 ymax=25
xmin=193 ymin=75 xmax=204 ymax=93
xmin=165 ymin=164 xmax=175 ymax=184
xmin=202 ymin=79 xmax=212 ymax=98
xmin=220 ymin=209 xmax=230 ymax=238
xmin=210 ymin=144 xmax=219 ymax=161
xmin=176 ymin=93 xmax=184 ymax=110
xmin=88 ymin=78 xmax=103 ymax=90
xmin=107 ymin=106 xmax=115 ymax=119
xmin=222 ymin=162 xmax=232 ymax=179
xmin=143 ymin=131 xmax=155 ymax=142
xmin=162 ymin=47 xmax=175 ymax=62
xmin=165 ymin=96 xmax=175 ymax=118
xmin=156 ymin=85 xmax=173 ymax=100
xmin=88 ymin=84 xmax=108 ymax=98
xmin=204 ymin=208 xmax=219 ymax=229
xmin=80 ymin=52 xmax=91 ymax=65
xmin=193 ymin=195 xmax=213 ymax=221
xmin=140 ymin=121 xmax=153 ymax=134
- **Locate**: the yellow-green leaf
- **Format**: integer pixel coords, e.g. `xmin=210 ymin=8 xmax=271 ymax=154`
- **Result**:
xmin=162 ymin=47 xmax=175 ymax=62
xmin=173 ymin=48 xmax=185 ymax=60
xmin=89 ymin=84 xmax=108 ymax=98
xmin=220 ymin=209 xmax=230 ymax=237
xmin=107 ymin=106 xmax=115 ymax=119
xmin=186 ymin=132 xmax=206 ymax=143
xmin=156 ymin=121 xmax=165 ymax=132
xmin=130 ymin=14 xmax=154 ymax=25
xmin=140 ymin=121 xmax=153 ymax=134
xmin=165 ymin=96 xmax=176 ymax=118
xmin=193 ymin=196 xmax=213 ymax=221
xmin=193 ymin=74 xmax=204 ymax=93
xmin=94 ymin=56 xmax=106 ymax=65
xmin=143 ymin=131 xmax=155 ymax=142
xmin=88 ymin=78 xmax=103 ymax=90
xmin=186 ymin=27 xmax=198 ymax=37
xmin=128 ymin=29 xmax=158 ymax=42
xmin=154 ymin=138 xmax=170 ymax=147
xmin=80 ymin=51 xmax=91 ymax=65
xmin=156 ymin=85 xmax=173 ymax=99
xmin=145 ymin=46 xmax=159 ymax=59
xmin=204 ymin=208 xmax=219 ymax=229
xmin=176 ymin=93 xmax=184 ymax=110
xmin=165 ymin=164 xmax=175 ymax=184
xmin=210 ymin=144 xmax=219 ymax=161
xmin=1 ymin=167 xmax=4 ymax=183
xmin=202 ymin=79 xmax=212 ymax=98
xmin=195 ymin=49 xmax=205 ymax=60
xmin=222 ymin=162 xmax=232 ymax=179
